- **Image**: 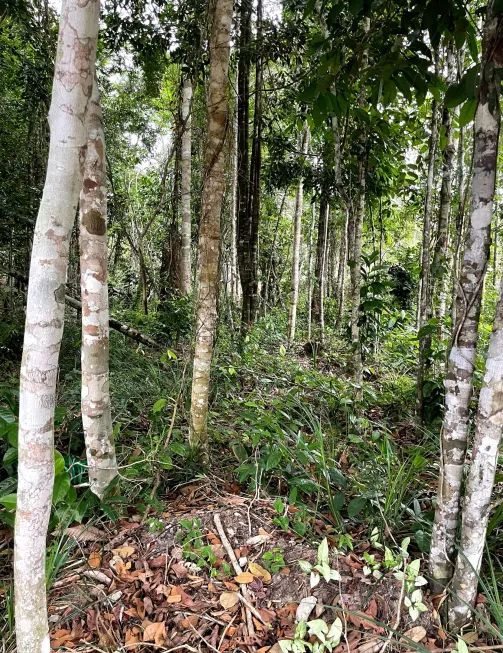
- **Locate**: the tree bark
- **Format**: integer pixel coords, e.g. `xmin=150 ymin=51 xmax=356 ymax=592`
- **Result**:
xmin=431 ymin=42 xmax=457 ymax=323
xmin=189 ymin=0 xmax=232 ymax=445
xmin=179 ymin=78 xmax=193 ymax=295
xmin=348 ymin=16 xmax=370 ymax=393
xmin=248 ymin=0 xmax=263 ymax=322
xmin=416 ymin=60 xmax=440 ymax=426
xmin=312 ymin=198 xmax=329 ymax=345
xmin=449 ymin=268 xmax=503 ymax=628
xmin=307 ymin=200 xmax=316 ymax=342
xmin=79 ymin=78 xmax=117 ymax=499
xmin=287 ymin=123 xmax=310 ymax=346
xmin=14 ymin=1 xmax=99 ymax=652
xmin=335 ymin=206 xmax=349 ymax=327
xmin=429 ymin=1 xmax=503 ymax=593
xmin=236 ymin=0 xmax=252 ymax=329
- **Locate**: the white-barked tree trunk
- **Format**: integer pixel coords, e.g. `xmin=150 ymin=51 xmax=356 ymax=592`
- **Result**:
xmin=15 ymin=1 xmax=99 ymax=651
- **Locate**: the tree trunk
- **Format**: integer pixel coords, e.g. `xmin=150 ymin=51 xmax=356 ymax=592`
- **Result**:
xmin=14 ymin=1 xmax=99 ymax=652
xmin=189 ymin=0 xmax=232 ymax=445
xmin=431 ymin=42 xmax=456 ymax=323
xmin=229 ymin=69 xmax=239 ymax=300
xmin=287 ymin=123 xmax=310 ymax=346
xmin=179 ymin=78 xmax=193 ymax=295
xmin=450 ymin=111 xmax=467 ymax=328
xmin=248 ymin=0 xmax=263 ymax=322
xmin=335 ymin=206 xmax=349 ymax=327
xmin=348 ymin=16 xmax=369 ymax=393
xmin=307 ymin=200 xmax=316 ymax=342
xmin=449 ymin=269 xmax=503 ymax=628
xmin=416 ymin=59 xmax=440 ymax=426
xmin=312 ymin=198 xmax=329 ymax=345
xmin=79 ymin=78 xmax=117 ymax=499
xmin=429 ymin=1 xmax=503 ymax=593
xmin=236 ymin=0 xmax=252 ymax=328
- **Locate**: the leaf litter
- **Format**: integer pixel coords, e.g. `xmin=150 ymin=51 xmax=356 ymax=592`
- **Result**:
xmin=0 ymin=481 xmax=499 ymax=652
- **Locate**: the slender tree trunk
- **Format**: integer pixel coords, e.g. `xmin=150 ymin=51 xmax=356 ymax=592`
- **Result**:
xmin=451 ymin=117 xmax=466 ymax=329
xmin=348 ymin=16 xmax=369 ymax=393
xmin=350 ymin=160 xmax=365 ymax=389
xmin=14 ymin=1 xmax=99 ymax=652
xmin=449 ymin=270 xmax=503 ymax=628
xmin=307 ymin=200 xmax=316 ymax=342
xmin=429 ymin=1 xmax=503 ymax=592
xmin=432 ymin=42 xmax=457 ymax=323
xmin=139 ymin=246 xmax=148 ymax=314
xmin=312 ymin=198 xmax=329 ymax=345
xmin=229 ymin=69 xmax=239 ymax=300
xmin=189 ymin=0 xmax=232 ymax=445
xmin=287 ymin=123 xmax=310 ymax=345
xmin=236 ymin=0 xmax=252 ymax=329
xmin=79 ymin=78 xmax=117 ymax=499
xmin=179 ymin=78 xmax=193 ymax=295
xmin=416 ymin=56 xmax=440 ymax=426
xmin=248 ymin=0 xmax=262 ymax=322
xmin=335 ymin=206 xmax=349 ymax=327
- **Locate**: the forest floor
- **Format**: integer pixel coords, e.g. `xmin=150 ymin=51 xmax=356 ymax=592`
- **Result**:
xmin=0 ymin=480 xmax=493 ymax=653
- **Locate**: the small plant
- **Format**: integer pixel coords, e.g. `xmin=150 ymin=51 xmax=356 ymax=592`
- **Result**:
xmin=279 ymin=617 xmax=343 ymax=652
xmin=299 ymin=538 xmax=341 ymax=588
xmin=176 ymin=519 xmax=218 ymax=575
xmin=262 ymin=548 xmax=286 ymax=574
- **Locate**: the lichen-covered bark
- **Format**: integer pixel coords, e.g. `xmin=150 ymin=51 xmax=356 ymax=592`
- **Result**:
xmin=189 ymin=0 xmax=232 ymax=444
xmin=431 ymin=42 xmax=456 ymax=322
xmin=429 ymin=0 xmax=503 ymax=592
xmin=79 ymin=78 xmax=117 ymax=500
xmin=416 ymin=68 xmax=439 ymax=427
xmin=180 ymin=78 xmax=193 ymax=295
xmin=287 ymin=123 xmax=310 ymax=346
xmin=449 ymin=269 xmax=503 ymax=628
xmin=15 ymin=1 xmax=99 ymax=652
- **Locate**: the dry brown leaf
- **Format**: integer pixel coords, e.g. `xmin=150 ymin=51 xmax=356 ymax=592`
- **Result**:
xmin=143 ymin=621 xmax=166 ymax=645
xmin=66 ymin=525 xmax=105 ymax=542
xmin=88 ymin=551 xmax=101 ymax=569
xmin=220 ymin=591 xmax=240 ymax=609
xmin=224 ymin=581 xmax=239 ymax=591
xmin=234 ymin=572 xmax=255 ymax=584
xmin=112 ymin=545 xmax=135 ymax=559
xmin=248 ymin=562 xmax=272 ymax=584
xmin=403 ymin=626 xmax=427 ymax=643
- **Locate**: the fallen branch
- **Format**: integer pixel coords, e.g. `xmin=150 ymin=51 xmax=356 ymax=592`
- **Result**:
xmin=213 ymin=513 xmax=255 ymax=638
xmin=4 ymin=270 xmax=162 ymax=349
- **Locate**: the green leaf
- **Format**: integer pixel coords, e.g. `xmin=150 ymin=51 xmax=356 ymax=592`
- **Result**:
xmin=52 ymin=472 xmax=71 ymax=504
xmin=0 ymin=406 xmax=16 ymax=423
xmin=0 ymin=493 xmax=17 ymax=510
xmin=317 ymin=538 xmax=329 ymax=565
xmin=152 ymin=398 xmax=167 ymax=413
xmin=458 ymin=99 xmax=477 ymax=127
xmin=347 ymin=497 xmax=366 ymax=518
xmin=54 ymin=450 xmax=65 ymax=476
xmin=231 ymin=442 xmax=249 ymax=463
xmin=444 ymin=82 xmax=467 ymax=108
xmin=266 ymin=449 xmax=282 ymax=471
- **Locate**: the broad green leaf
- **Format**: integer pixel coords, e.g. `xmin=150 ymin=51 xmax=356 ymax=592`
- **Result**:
xmin=152 ymin=398 xmax=167 ymax=413
xmin=458 ymin=99 xmax=477 ymax=128
xmin=54 ymin=450 xmax=65 ymax=476
xmin=0 ymin=493 xmax=17 ymax=510
xmin=347 ymin=496 xmax=366 ymax=518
